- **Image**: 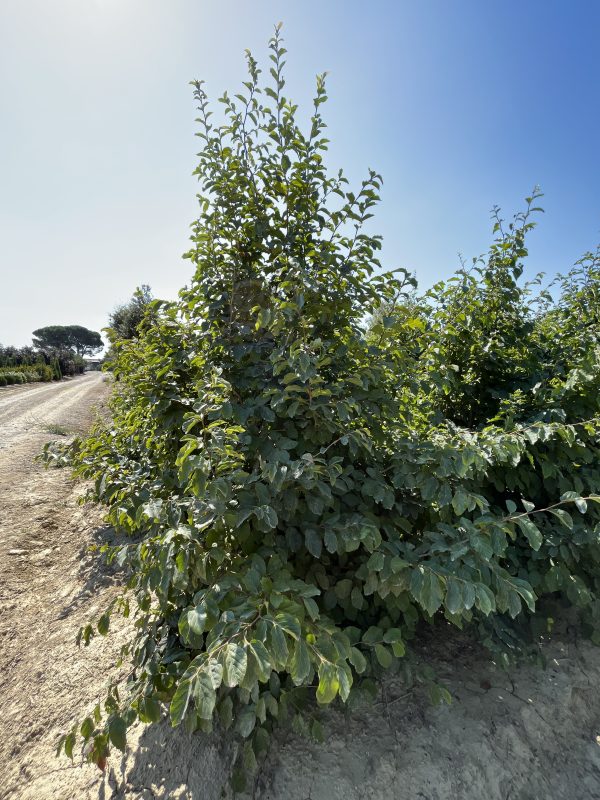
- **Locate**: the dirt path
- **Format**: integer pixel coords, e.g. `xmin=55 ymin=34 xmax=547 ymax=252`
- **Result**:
xmin=0 ymin=374 xmax=120 ymax=800
xmin=0 ymin=374 xmax=599 ymax=800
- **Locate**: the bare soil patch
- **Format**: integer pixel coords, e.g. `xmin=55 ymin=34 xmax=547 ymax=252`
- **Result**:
xmin=1 ymin=374 xmax=599 ymax=800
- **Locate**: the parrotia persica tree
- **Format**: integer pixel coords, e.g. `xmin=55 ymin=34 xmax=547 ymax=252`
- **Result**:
xmin=47 ymin=28 xmax=600 ymax=790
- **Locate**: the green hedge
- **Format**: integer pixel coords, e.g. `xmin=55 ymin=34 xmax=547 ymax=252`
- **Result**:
xmin=0 ymin=366 xmax=52 ymax=385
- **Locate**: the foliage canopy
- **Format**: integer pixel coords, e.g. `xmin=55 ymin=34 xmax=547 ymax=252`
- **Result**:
xmin=107 ymin=285 xmax=154 ymax=343
xmin=47 ymin=29 xmax=600 ymax=789
xmin=33 ymin=324 xmax=103 ymax=356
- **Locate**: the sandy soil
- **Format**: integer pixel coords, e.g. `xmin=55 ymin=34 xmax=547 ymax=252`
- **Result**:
xmin=0 ymin=374 xmax=120 ymax=800
xmin=1 ymin=374 xmax=599 ymax=800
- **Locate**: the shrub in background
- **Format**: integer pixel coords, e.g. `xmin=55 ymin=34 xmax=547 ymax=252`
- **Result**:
xmin=45 ymin=30 xmax=600 ymax=789
xmin=0 ymin=345 xmax=69 ymax=382
xmin=52 ymin=358 xmax=62 ymax=381
xmin=38 ymin=364 xmax=55 ymax=382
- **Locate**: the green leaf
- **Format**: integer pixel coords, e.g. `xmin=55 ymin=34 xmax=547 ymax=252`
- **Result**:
xmin=275 ymin=613 xmax=301 ymax=639
xmin=303 ymin=596 xmax=320 ymax=620
xmin=574 ymin=497 xmax=588 ymax=514
xmin=419 ymin=570 xmax=443 ymax=616
xmin=194 ymin=672 xmax=217 ymax=719
xmin=270 ymin=624 xmax=289 ymax=668
xmin=350 ymin=586 xmax=364 ymax=610
xmin=391 ymin=640 xmax=406 ymax=657
xmin=139 ymin=696 xmax=161 ymax=723
xmin=170 ymin=678 xmax=192 ymax=726
xmin=206 ymin=658 xmax=224 ymax=690
xmin=248 ymin=639 xmax=272 ymax=683
xmin=290 ymin=638 xmax=311 ymax=685
xmin=362 ymin=625 xmax=382 ymax=644
xmin=316 ymin=663 xmax=339 ymax=704
xmin=391 ymin=556 xmax=408 ymax=572
xmin=231 ymin=767 xmax=247 ymax=793
xmin=142 ymin=498 xmax=163 ymax=520
xmin=507 ymin=590 xmax=522 ymax=618
xmin=549 ymin=508 xmax=573 ymax=529
xmin=305 ymin=529 xmax=322 ymax=558
xmin=243 ymin=739 xmax=258 ymax=772
xmin=97 ymin=613 xmax=110 ymax=636
xmin=348 ymin=646 xmax=367 ymax=673
xmin=187 ymin=605 xmax=207 ymax=636
xmin=383 ymin=627 xmax=403 ymax=644
xmin=259 ymin=505 xmax=278 ymax=529
xmin=475 ymin=583 xmax=496 ymax=616
xmin=335 ymin=579 xmax=353 ymax=599
xmin=64 ymin=731 xmax=75 ymax=760
xmin=516 ymin=517 xmax=543 ymax=551
xmin=218 ymin=696 xmax=234 ymax=729
xmin=452 ymin=489 xmax=470 ymax=516
xmin=108 ymin=716 xmax=127 ymax=752
xmin=367 ymin=551 xmax=385 ymax=571
xmin=444 ymin=578 xmax=463 ymax=615
xmin=374 ymin=643 xmax=392 ymax=668
xmin=429 ymin=685 xmax=452 ymax=706
xmin=224 ymin=643 xmax=248 ymax=687
xmin=324 ymin=528 xmax=338 ymax=553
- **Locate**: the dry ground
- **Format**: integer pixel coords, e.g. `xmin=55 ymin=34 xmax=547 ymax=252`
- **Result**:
xmin=1 ymin=374 xmax=599 ymax=800
xmin=0 ymin=373 xmax=120 ymax=799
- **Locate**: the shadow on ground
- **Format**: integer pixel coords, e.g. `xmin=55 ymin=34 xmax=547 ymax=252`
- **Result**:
xmin=109 ymin=722 xmax=234 ymax=799
xmin=58 ymin=522 xmax=126 ymax=620
xmin=104 ymin=622 xmax=600 ymax=800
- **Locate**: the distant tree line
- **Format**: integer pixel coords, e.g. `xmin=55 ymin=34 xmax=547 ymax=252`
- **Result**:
xmin=1 ymin=289 xmax=159 ymax=389
xmin=0 ymin=324 xmax=103 ymax=386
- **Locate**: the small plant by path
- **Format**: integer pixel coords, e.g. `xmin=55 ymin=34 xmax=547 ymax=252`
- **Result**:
xmin=44 ymin=423 xmax=71 ymax=437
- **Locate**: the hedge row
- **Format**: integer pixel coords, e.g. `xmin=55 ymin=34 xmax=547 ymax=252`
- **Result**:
xmin=0 ymin=363 xmax=57 ymax=385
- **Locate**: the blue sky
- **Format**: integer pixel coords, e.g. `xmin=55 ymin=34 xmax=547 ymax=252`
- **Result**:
xmin=1 ymin=1 xmax=599 ymax=347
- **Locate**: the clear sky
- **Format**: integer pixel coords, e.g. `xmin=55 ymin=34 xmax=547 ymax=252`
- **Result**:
xmin=1 ymin=1 xmax=599 ymax=348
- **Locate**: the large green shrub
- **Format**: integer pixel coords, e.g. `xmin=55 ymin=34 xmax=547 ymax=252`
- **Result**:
xmin=47 ymin=30 xmax=600 ymax=787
